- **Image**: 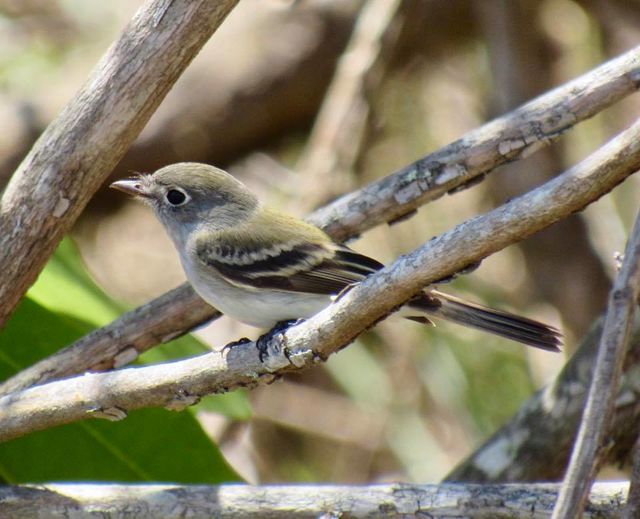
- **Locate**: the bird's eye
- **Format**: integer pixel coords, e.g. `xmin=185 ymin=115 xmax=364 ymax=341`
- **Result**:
xmin=166 ymin=189 xmax=187 ymax=206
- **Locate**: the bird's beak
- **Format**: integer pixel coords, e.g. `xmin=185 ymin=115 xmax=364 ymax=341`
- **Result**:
xmin=110 ymin=179 xmax=150 ymax=198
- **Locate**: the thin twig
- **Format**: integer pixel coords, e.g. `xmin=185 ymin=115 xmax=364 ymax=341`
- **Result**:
xmin=552 ymin=210 xmax=640 ymax=518
xmin=0 ymin=482 xmax=629 ymax=518
xmin=0 ymin=0 xmax=239 ymax=329
xmin=1 ymin=117 xmax=639 ymax=442
xmin=2 ymin=45 xmax=639 ymax=398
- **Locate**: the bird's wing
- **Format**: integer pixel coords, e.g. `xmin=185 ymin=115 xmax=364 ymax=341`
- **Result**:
xmin=196 ymin=234 xmax=383 ymax=294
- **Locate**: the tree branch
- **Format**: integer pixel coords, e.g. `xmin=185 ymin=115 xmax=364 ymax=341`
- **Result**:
xmin=2 ymin=45 xmax=640 ymax=398
xmin=1 ymin=116 xmax=639 ymax=442
xmin=552 ymin=211 xmax=640 ymax=516
xmin=445 ymin=315 xmax=640 ymax=483
xmin=0 ymin=0 xmax=239 ymax=329
xmin=0 ymin=284 xmax=220 ymax=397
xmin=307 ymin=44 xmax=640 ymax=241
xmin=476 ymin=0 xmax=612 ymax=337
xmin=0 ymin=482 xmax=629 ymax=518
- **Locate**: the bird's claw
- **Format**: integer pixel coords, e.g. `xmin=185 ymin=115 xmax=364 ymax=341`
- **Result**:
xmin=256 ymin=319 xmax=305 ymax=362
xmin=221 ymin=337 xmax=252 ymax=355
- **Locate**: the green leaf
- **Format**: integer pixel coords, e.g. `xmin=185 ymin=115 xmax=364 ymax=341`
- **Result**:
xmin=0 ymin=297 xmax=241 ymax=483
xmin=27 ymin=237 xmax=123 ymax=326
xmin=0 ymin=298 xmax=94 ymax=378
xmin=0 ymin=409 xmax=238 ymax=483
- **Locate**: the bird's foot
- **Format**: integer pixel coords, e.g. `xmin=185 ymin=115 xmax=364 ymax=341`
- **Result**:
xmin=221 ymin=337 xmax=252 ymax=356
xmin=256 ymin=319 xmax=305 ymax=362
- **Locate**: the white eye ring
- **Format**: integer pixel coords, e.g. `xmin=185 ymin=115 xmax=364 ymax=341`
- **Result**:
xmin=165 ymin=188 xmax=189 ymax=206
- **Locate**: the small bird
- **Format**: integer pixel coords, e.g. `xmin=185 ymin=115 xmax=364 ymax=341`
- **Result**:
xmin=111 ymin=162 xmax=561 ymax=352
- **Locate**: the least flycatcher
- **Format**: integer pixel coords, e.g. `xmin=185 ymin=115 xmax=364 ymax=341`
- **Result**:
xmin=111 ymin=163 xmax=561 ymax=352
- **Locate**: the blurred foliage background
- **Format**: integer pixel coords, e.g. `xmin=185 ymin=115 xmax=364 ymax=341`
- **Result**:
xmin=1 ymin=0 xmax=640 ymax=484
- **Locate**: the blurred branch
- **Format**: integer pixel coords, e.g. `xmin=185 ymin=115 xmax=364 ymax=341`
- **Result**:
xmin=446 ymin=210 xmax=640 ymax=489
xmin=1 ymin=117 xmax=638 ymax=441
xmin=445 ymin=233 xmax=640 ymax=489
xmin=0 ymin=482 xmax=629 ymax=518
xmin=552 ymin=209 xmax=640 ymax=517
xmin=297 ymin=0 xmax=405 ymax=208
xmin=0 ymin=0 xmax=239 ymax=329
xmin=445 ymin=314 xmax=640 ymax=482
xmin=114 ymin=0 xmax=361 ymax=176
xmin=2 ymin=45 xmax=640 ymax=398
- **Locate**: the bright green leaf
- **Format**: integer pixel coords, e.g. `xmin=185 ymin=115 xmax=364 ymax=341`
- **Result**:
xmin=0 ymin=297 xmax=241 ymax=483
xmin=28 ymin=237 xmax=123 ymax=326
xmin=0 ymin=409 xmax=238 ymax=483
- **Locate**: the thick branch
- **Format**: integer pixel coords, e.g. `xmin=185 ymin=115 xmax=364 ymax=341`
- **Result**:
xmin=1 ymin=117 xmax=639 ymax=442
xmin=477 ymin=0 xmax=612 ymax=337
xmin=0 ymin=0 xmax=239 ymax=329
xmin=3 ymin=45 xmax=640 ymax=397
xmin=0 ymin=482 xmax=628 ymax=518
xmin=552 ymin=210 xmax=640 ymax=517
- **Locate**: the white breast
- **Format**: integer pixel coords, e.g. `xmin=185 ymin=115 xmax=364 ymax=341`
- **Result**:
xmin=179 ymin=250 xmax=331 ymax=328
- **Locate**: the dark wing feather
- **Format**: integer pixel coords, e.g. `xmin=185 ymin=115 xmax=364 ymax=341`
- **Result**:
xmin=409 ymin=290 xmax=562 ymax=351
xmin=197 ymin=237 xmax=383 ymax=294
xmin=286 ymin=246 xmax=383 ymax=293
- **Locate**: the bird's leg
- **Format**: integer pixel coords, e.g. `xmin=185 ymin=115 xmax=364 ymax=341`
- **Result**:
xmin=221 ymin=337 xmax=252 ymax=355
xmin=256 ymin=319 xmax=305 ymax=362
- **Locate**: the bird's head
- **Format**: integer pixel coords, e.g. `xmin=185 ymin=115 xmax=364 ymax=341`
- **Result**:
xmin=110 ymin=162 xmax=259 ymax=242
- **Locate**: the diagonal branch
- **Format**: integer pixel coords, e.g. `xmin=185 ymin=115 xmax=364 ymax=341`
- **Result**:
xmin=552 ymin=210 xmax=640 ymax=516
xmin=1 ymin=117 xmax=639 ymax=442
xmin=0 ymin=0 xmax=239 ymax=330
xmin=445 ymin=315 xmax=640 ymax=483
xmin=2 ymin=45 xmax=640 ymax=398
xmin=307 ymin=44 xmax=640 ymax=241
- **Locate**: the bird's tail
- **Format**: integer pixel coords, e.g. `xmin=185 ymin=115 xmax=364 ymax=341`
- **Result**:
xmin=407 ymin=289 xmax=562 ymax=352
